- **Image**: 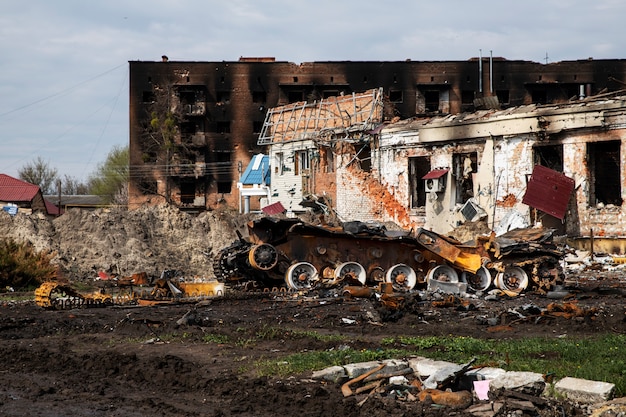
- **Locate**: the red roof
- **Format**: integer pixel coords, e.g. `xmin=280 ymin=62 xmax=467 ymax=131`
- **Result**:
xmin=0 ymin=174 xmax=41 ymax=202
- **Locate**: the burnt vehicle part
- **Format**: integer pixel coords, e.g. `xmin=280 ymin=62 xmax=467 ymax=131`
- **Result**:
xmin=214 ymin=217 xmax=431 ymax=291
xmin=213 ymin=217 xmax=566 ymax=294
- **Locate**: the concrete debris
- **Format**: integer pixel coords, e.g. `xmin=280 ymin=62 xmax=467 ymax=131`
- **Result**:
xmin=313 ymin=356 xmax=617 ymax=414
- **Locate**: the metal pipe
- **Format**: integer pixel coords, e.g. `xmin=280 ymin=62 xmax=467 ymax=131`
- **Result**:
xmin=479 ymin=50 xmax=483 ymax=93
xmin=489 ymin=50 xmax=493 ymax=94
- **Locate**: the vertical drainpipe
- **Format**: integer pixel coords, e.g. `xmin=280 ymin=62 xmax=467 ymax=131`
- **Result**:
xmin=479 ymin=49 xmax=483 ymax=94
xmin=489 ymin=50 xmax=493 ymax=94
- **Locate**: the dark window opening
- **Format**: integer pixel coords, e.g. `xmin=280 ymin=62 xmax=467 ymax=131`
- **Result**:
xmin=534 ymin=144 xmax=563 ymax=172
xmin=180 ymin=182 xmax=195 ymax=204
xmin=216 ymin=91 xmax=230 ymax=103
xmin=496 ymin=90 xmax=510 ymax=104
xmin=531 ymin=89 xmax=547 ymax=105
xmin=142 ymin=91 xmax=155 ymax=103
xmin=216 ymin=121 xmax=230 ymax=133
xmin=253 ymin=121 xmax=264 ymax=134
xmin=217 ymin=181 xmax=232 ymax=194
xmin=358 ymin=144 xmax=372 ymax=172
xmin=214 ymin=151 xmax=231 ymax=163
xmin=587 ymin=141 xmax=622 ymax=206
xmin=140 ymin=180 xmax=158 ymax=195
xmin=180 ymin=121 xmax=197 ymax=135
xmin=409 ymin=156 xmax=431 ymax=208
xmin=453 ymin=152 xmax=478 ymax=204
xmin=252 ymin=91 xmax=267 ymax=103
xmin=389 ymin=90 xmax=403 ymax=103
xmin=288 ymin=90 xmax=304 ymax=103
xmin=330 ymin=76 xmax=334 ymax=82
xmin=293 ymin=76 xmax=298 ymax=83
xmin=424 ymin=90 xmax=440 ymax=112
xmin=461 ymin=90 xmax=475 ymax=104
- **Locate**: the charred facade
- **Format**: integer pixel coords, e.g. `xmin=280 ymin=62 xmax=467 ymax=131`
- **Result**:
xmin=128 ymin=57 xmax=626 ymax=212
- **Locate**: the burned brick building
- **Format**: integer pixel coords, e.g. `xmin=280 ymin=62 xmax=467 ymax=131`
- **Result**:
xmin=128 ymin=56 xmax=626 ymax=212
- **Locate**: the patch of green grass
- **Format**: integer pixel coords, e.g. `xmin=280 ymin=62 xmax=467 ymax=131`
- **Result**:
xmin=255 ymin=324 xmax=346 ymax=343
xmin=255 ymin=348 xmax=409 ymax=377
xmin=255 ymin=334 xmax=626 ymax=396
xmin=202 ymin=333 xmax=229 ymax=344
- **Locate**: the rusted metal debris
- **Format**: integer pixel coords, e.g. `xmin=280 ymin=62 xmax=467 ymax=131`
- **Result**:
xmin=214 ymin=216 xmax=567 ymax=295
xmin=35 ymin=271 xmax=224 ymax=310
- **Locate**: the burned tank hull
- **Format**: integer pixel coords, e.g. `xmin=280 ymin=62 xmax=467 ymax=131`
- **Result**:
xmin=213 ymin=217 xmax=565 ymax=294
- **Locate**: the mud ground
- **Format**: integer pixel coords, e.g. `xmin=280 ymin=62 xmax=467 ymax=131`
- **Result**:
xmin=0 ymin=207 xmax=625 ymax=415
xmin=0 ymin=282 xmax=624 ymax=417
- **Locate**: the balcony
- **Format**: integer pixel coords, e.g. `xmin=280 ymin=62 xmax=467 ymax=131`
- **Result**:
xmin=181 ymin=103 xmax=206 ymax=116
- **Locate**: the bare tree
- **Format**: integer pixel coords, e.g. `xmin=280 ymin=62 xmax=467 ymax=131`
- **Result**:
xmin=18 ymin=157 xmax=58 ymax=194
xmin=60 ymin=175 xmax=90 ymax=195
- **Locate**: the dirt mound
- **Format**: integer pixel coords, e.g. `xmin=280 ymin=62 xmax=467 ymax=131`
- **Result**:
xmin=0 ymin=205 xmax=246 ymax=281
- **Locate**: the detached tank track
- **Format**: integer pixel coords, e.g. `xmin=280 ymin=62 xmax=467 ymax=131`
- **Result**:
xmin=34 ymin=281 xmax=113 ymax=310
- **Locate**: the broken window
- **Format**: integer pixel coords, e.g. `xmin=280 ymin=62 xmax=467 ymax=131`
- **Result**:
xmin=217 ymin=181 xmax=232 ymax=194
xmin=534 ymin=144 xmax=563 ymax=172
xmin=496 ymin=90 xmax=510 ymax=105
xmin=214 ymin=150 xmax=231 ymax=163
xmin=409 ymin=156 xmax=431 ymax=209
xmin=424 ymin=90 xmax=440 ymax=112
xmin=252 ymin=91 xmax=267 ymax=103
xmin=358 ymin=144 xmax=372 ymax=172
xmin=216 ymin=121 xmax=230 ymax=134
xmin=142 ymin=91 xmax=155 ymax=103
xmin=288 ymin=91 xmax=304 ymax=103
xmin=295 ymin=150 xmax=310 ymax=176
xmin=319 ymin=146 xmax=334 ymax=173
xmin=389 ymin=90 xmax=403 ymax=103
xmin=216 ymin=91 xmax=230 ymax=103
xmin=180 ymin=181 xmax=195 ymax=204
xmin=275 ymin=152 xmax=284 ymax=175
xmin=139 ymin=180 xmax=158 ymax=195
xmin=461 ymin=90 xmax=474 ymax=104
xmin=453 ymin=152 xmax=478 ymax=204
xmin=587 ymin=141 xmax=622 ymax=206
xmin=530 ymin=89 xmax=547 ymax=105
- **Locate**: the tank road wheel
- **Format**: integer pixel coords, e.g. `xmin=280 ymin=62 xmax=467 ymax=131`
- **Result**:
xmin=285 ymin=262 xmax=318 ymax=290
xmin=385 ymin=264 xmax=417 ymax=291
xmin=461 ymin=266 xmax=492 ymax=292
xmin=495 ymin=266 xmax=528 ymax=294
xmin=333 ymin=262 xmax=367 ymax=285
xmin=248 ymin=244 xmax=278 ymax=271
xmin=427 ymin=265 xmax=459 ymax=283
xmin=532 ymin=260 xmax=563 ymax=294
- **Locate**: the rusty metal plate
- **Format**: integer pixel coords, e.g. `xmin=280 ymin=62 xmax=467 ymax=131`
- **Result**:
xmin=522 ymin=165 xmax=574 ymax=220
xmin=415 ymin=229 xmax=461 ymax=262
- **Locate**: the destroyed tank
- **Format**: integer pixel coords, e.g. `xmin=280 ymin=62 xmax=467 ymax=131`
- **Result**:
xmin=213 ymin=217 xmax=566 ymax=294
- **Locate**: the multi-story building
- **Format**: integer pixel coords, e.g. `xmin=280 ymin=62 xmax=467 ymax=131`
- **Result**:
xmin=128 ymin=56 xmax=626 ymax=212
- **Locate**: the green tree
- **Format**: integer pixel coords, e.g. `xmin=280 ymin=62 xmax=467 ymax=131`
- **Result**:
xmin=18 ymin=157 xmax=58 ymax=194
xmin=88 ymin=146 xmax=129 ymax=205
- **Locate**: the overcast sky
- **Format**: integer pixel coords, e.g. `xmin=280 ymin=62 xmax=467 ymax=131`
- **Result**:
xmin=1 ymin=0 xmax=625 ymax=183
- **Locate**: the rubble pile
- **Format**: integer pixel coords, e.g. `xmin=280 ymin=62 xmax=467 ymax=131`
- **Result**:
xmin=0 ymin=205 xmax=241 ymax=281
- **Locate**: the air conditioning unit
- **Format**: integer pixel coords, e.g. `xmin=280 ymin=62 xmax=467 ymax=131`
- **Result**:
xmin=424 ymin=177 xmax=445 ymax=193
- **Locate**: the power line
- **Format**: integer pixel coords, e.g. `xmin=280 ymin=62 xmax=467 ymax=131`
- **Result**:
xmin=0 ymin=63 xmax=127 ymax=119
